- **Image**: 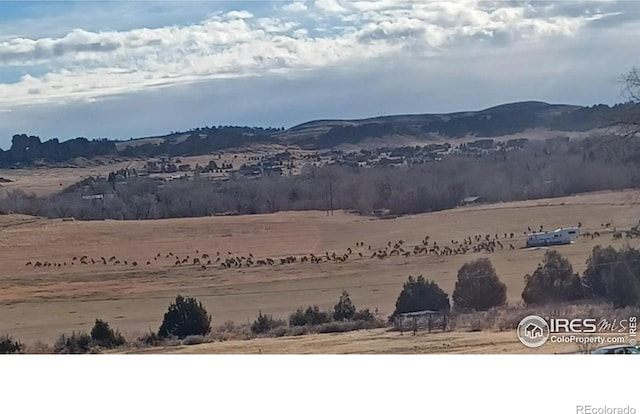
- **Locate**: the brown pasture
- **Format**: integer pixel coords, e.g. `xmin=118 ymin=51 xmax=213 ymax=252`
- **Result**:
xmin=1 ymin=189 xmax=639 ymax=347
xmin=126 ymin=329 xmax=579 ymax=355
xmin=0 ymin=161 xmax=138 ymax=196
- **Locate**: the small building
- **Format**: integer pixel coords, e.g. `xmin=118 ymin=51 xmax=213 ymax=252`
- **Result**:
xmin=81 ymin=194 xmax=103 ymax=201
xmin=468 ymin=139 xmax=495 ymax=150
xmin=394 ymin=310 xmax=448 ymax=335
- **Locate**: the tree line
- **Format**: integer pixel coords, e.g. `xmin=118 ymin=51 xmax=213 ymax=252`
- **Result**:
xmin=391 ymin=244 xmax=640 ymax=319
xmin=2 ymin=136 xmax=640 ymax=220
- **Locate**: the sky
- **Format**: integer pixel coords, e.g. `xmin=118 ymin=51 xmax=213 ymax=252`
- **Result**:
xmin=0 ymin=0 xmax=639 ymax=148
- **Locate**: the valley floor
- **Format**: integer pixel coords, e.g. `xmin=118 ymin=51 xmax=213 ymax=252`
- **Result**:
xmin=1 ymin=189 xmax=639 ymax=349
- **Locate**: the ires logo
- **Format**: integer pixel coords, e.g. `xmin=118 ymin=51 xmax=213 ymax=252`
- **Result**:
xmin=549 ymin=318 xmax=598 ymax=333
xmin=518 ymin=315 xmax=637 ymax=348
xmin=628 ymin=316 xmax=637 ymax=346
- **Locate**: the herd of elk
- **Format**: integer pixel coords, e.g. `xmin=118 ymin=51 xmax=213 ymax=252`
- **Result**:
xmin=23 ymin=220 xmax=632 ymax=272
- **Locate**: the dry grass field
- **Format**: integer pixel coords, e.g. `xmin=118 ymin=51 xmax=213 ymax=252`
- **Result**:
xmin=127 ymin=329 xmax=578 ymax=354
xmin=1 ymin=189 xmax=639 ymax=350
xmin=0 ymin=161 xmax=138 ymax=196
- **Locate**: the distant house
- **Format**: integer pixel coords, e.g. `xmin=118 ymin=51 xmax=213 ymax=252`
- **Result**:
xmin=377 ymin=156 xmax=404 ymax=167
xmin=81 ymin=194 xmax=103 ymax=201
xmin=467 ymin=139 xmax=494 ymax=150
xmin=460 ymin=196 xmax=484 ymax=206
xmin=504 ymin=138 xmax=529 ymax=149
xmin=145 ymin=161 xmax=160 ymax=173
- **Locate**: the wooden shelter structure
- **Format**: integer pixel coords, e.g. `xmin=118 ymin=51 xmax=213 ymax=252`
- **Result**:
xmin=394 ymin=310 xmax=448 ymax=335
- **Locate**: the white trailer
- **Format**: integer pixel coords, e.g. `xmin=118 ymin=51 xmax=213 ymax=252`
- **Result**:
xmin=526 ymin=227 xmax=579 ymax=248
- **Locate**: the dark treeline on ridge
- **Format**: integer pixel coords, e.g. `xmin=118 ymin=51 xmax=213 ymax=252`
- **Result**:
xmin=2 ymin=136 xmax=640 ymax=220
xmin=1 ymin=102 xmax=639 ymax=168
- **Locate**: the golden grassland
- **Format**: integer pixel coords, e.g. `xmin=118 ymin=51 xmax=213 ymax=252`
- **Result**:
xmin=1 ymin=189 xmax=639 ymax=350
xmin=125 ymin=328 xmax=579 ymax=355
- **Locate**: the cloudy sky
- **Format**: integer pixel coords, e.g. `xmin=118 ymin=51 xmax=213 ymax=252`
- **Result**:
xmin=0 ymin=0 xmax=639 ymax=148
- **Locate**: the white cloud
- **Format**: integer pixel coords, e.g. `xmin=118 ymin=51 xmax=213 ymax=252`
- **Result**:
xmin=314 ymin=0 xmax=348 ymax=14
xmin=282 ymin=2 xmax=308 ymax=12
xmin=0 ymin=0 xmax=626 ymax=111
xmin=225 ymin=10 xmax=254 ymax=20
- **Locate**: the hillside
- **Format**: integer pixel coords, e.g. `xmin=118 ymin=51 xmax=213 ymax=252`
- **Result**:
xmin=276 ymin=101 xmax=585 ymax=146
xmin=1 ymin=101 xmax=638 ymax=168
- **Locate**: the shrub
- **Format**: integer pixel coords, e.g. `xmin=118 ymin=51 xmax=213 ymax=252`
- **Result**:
xmin=583 ymin=245 xmax=618 ymax=298
xmin=0 ymin=335 xmax=24 ymax=354
xmin=212 ymin=320 xmax=252 ymax=342
xmin=333 ymin=291 xmax=356 ymax=321
xmin=182 ymin=335 xmax=205 ymax=345
xmin=352 ymin=308 xmax=375 ymax=322
xmin=268 ymin=325 xmax=290 ymax=338
xmin=91 ymin=319 xmax=126 ymax=348
xmin=27 ymin=340 xmax=52 ymax=354
xmin=583 ymin=246 xmax=640 ymax=308
xmin=522 ymin=250 xmax=584 ymax=305
xmin=54 ymin=332 xmax=92 ymax=354
xmin=251 ymin=311 xmax=286 ymax=334
xmin=315 ymin=319 xmax=386 ymax=334
xmin=391 ymin=275 xmax=450 ymax=319
xmin=288 ymin=326 xmax=309 ymax=336
xmin=158 ymin=295 xmax=212 ymax=339
xmin=289 ymin=308 xmax=307 ymax=326
xmin=289 ymin=305 xmax=332 ymax=326
xmin=138 ymin=330 xmax=163 ymax=347
xmin=453 ymin=259 xmax=507 ymax=312
xmin=315 ymin=320 xmax=364 ymax=334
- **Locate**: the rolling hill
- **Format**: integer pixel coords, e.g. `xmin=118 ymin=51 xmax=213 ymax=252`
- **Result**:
xmin=1 ymin=101 xmax=637 ymax=167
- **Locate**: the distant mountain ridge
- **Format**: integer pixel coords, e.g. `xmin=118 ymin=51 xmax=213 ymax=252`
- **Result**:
xmin=1 ymin=101 xmax=638 ymax=167
xmin=277 ymin=101 xmax=589 ymax=147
